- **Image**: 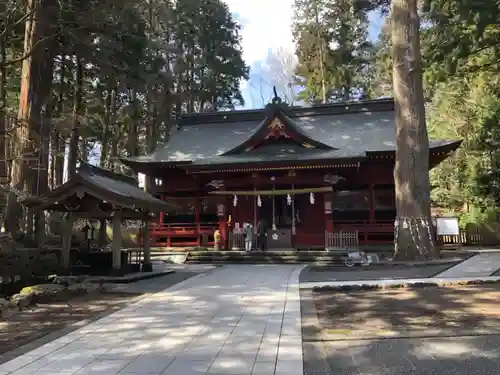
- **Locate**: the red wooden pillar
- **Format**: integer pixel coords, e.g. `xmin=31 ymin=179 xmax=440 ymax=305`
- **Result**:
xmin=195 ymin=194 xmax=201 ymax=246
xmin=324 ymin=191 xmax=333 ymax=233
xmin=369 ymin=185 xmax=375 ymax=223
xmin=217 ymin=200 xmax=227 ymax=250
xmin=159 ymin=194 xmax=165 ymax=225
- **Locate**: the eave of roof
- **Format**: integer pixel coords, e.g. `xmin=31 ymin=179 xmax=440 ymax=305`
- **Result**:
xmin=182 ymin=139 xmax=462 ymax=172
xmin=22 ymin=165 xmax=179 ymax=213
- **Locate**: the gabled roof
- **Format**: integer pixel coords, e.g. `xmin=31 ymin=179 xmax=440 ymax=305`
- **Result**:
xmin=222 ymin=100 xmax=333 ymax=154
xmin=22 ymin=162 xmax=177 ymax=215
xmin=121 ymin=98 xmax=461 ymax=172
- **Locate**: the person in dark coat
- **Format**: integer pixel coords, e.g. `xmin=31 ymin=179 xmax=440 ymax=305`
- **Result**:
xmin=257 ymin=219 xmax=268 ymax=251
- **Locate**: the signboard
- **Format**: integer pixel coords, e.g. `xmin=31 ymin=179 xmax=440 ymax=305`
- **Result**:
xmin=436 ymin=217 xmax=460 ymax=236
xmin=324 ymin=201 xmax=332 ymax=214
xmin=216 ymin=204 xmax=224 ymax=216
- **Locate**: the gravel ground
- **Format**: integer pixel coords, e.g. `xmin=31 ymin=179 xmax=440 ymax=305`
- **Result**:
xmin=301 ymin=284 xmax=500 ymax=375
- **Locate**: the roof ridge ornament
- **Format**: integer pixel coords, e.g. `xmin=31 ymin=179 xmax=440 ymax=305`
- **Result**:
xmin=271 ymin=86 xmax=282 ymax=105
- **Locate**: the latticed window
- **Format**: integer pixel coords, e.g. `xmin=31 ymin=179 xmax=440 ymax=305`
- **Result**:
xmin=374 ymin=189 xmax=395 ymax=210
xmin=333 ymin=190 xmax=369 ymax=210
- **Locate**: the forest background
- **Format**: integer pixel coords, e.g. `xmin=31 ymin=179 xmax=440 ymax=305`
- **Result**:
xmin=0 ymin=0 xmax=498 ymax=237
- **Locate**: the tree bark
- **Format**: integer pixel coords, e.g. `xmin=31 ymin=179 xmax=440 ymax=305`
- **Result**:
xmin=108 ymin=88 xmax=118 ymax=171
xmin=4 ymin=0 xmax=57 ymax=234
xmin=99 ymin=85 xmax=112 ymax=167
xmin=67 ymin=54 xmax=83 ymax=180
xmin=52 ymin=57 xmax=66 ymax=187
xmin=0 ymin=34 xmax=7 ymax=219
xmin=391 ymin=0 xmax=437 ymax=260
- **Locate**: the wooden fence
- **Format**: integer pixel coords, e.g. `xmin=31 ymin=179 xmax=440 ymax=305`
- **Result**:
xmin=439 ymin=223 xmax=500 ymax=246
xmin=325 ymin=231 xmax=359 ymax=250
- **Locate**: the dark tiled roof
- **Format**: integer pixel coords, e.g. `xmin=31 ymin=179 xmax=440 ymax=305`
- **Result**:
xmin=23 ymin=163 xmax=177 ymax=213
xmin=122 ymin=99 xmax=460 ymax=167
xmin=76 ymin=164 xmax=175 ymax=212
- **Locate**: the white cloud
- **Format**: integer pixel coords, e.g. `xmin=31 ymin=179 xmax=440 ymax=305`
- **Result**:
xmin=224 ymin=0 xmax=295 ymax=70
xmin=223 ymin=0 xmax=295 ymax=108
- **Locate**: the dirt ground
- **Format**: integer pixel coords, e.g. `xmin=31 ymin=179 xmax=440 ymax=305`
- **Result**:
xmin=0 ymin=292 xmax=140 ymax=355
xmin=313 ymin=284 xmax=500 ymax=339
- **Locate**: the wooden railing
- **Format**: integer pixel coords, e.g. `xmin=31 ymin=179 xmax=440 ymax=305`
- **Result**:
xmin=334 ymin=220 xmax=394 ymax=232
xmin=148 ymin=222 xmax=218 ymax=247
xmin=326 ymin=231 xmax=360 ymax=250
xmin=150 ymin=222 xmax=217 ymax=236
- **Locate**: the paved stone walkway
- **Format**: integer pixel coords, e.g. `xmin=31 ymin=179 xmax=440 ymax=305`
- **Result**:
xmin=0 ymin=265 xmax=305 ymax=375
xmin=435 ymin=252 xmax=500 ymax=278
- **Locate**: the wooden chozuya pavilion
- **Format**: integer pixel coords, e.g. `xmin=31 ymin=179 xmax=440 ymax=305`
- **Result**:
xmin=122 ymin=96 xmax=460 ymax=250
xmin=24 ymin=163 xmax=177 ymax=273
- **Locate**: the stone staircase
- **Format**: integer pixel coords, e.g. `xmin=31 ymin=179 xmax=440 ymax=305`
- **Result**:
xmin=185 ymin=250 xmax=357 ymax=265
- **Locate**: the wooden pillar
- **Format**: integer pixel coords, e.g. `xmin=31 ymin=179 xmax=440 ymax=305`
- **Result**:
xmin=159 ymin=195 xmax=165 ymax=225
xmin=111 ymin=212 xmax=122 ymax=274
xmin=61 ymin=212 xmax=74 ymax=272
xmin=369 ymin=184 xmax=375 ymax=223
xmin=98 ymin=218 xmax=107 ymax=246
xmin=324 ymin=191 xmax=333 ymax=233
xmin=142 ymin=219 xmax=152 ymax=272
xmin=217 ymin=200 xmax=227 ymax=250
xmin=195 ymin=194 xmax=201 ymax=246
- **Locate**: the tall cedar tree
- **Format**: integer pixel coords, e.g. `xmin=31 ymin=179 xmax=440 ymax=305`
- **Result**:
xmin=392 ymin=0 xmax=437 ymax=259
xmin=292 ymin=0 xmax=372 ymax=103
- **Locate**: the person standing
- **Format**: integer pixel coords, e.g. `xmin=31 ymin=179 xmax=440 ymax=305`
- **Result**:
xmin=243 ymin=221 xmax=254 ymax=252
xmin=257 ymin=219 xmax=268 ymax=251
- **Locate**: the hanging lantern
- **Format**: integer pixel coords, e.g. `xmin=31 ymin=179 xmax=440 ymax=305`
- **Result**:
xmin=309 ymin=192 xmax=315 ymax=204
xmin=257 ymin=195 xmax=262 ymax=207
xmin=233 ymin=194 xmax=238 ymax=207
xmin=287 ymin=194 xmax=292 ymax=206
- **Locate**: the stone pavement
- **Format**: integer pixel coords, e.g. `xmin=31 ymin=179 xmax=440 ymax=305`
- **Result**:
xmin=435 ymin=251 xmax=500 ymax=278
xmin=0 ymin=265 xmax=305 ymax=375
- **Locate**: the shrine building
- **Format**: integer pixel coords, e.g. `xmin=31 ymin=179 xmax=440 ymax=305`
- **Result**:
xmin=122 ymin=97 xmax=460 ymax=250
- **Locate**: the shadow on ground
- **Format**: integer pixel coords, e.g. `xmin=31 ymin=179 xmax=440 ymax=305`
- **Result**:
xmin=0 ymin=270 xmax=201 ymax=360
xmin=300 ymin=263 xmax=455 ymax=283
xmin=301 ymin=284 xmax=500 ymax=375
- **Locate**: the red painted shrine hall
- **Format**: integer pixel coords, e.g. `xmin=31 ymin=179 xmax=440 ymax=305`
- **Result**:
xmin=122 ymin=97 xmax=460 ymax=249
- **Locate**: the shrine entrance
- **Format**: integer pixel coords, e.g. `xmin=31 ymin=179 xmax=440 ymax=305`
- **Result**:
xmin=259 ymin=195 xmax=293 ymax=249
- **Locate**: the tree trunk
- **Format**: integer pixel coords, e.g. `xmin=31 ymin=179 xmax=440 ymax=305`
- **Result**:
xmin=128 ymin=88 xmax=139 ymax=158
xmin=67 ymin=54 xmax=83 ymax=180
xmin=52 ymin=57 xmax=66 ymax=187
xmin=4 ymin=0 xmax=57 ymax=234
xmin=0 ymin=35 xmax=7 ymax=222
xmin=143 ymin=92 xmax=158 ymax=192
xmin=108 ymin=88 xmax=118 ymax=171
xmin=33 ymin=104 xmax=51 ymax=244
xmin=99 ymin=85 xmax=112 ymax=167
xmin=391 ymin=0 xmax=437 ymax=260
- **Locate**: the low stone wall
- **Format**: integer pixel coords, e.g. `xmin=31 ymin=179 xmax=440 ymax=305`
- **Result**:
xmin=0 ymin=276 xmax=105 ymax=319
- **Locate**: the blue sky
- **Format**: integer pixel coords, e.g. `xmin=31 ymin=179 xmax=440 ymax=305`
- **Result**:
xmin=223 ymin=0 xmax=384 ymax=109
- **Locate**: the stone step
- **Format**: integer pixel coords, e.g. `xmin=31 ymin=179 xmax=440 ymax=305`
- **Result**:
xmin=185 ymin=251 xmax=359 ymax=265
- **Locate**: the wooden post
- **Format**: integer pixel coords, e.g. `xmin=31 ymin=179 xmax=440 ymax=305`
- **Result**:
xmin=369 ymin=185 xmax=375 ymax=223
xmin=195 ymin=194 xmax=201 ymax=246
xmin=142 ymin=219 xmax=152 ymax=272
xmin=324 ymin=192 xmax=333 ymax=251
xmin=159 ymin=194 xmax=165 ymax=225
xmin=61 ymin=212 xmax=74 ymax=272
xmin=98 ymin=218 xmax=107 ymax=246
xmin=217 ymin=201 xmax=227 ymax=250
xmin=324 ymin=191 xmax=333 ymax=233
xmin=111 ymin=211 xmax=122 ymax=274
